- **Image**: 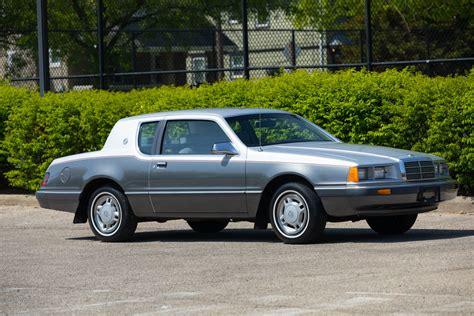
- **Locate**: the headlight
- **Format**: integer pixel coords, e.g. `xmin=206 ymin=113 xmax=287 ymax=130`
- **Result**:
xmin=358 ymin=168 xmax=368 ymax=180
xmin=435 ymin=162 xmax=449 ymax=176
xmin=374 ymin=166 xmax=386 ymax=179
xmin=349 ymin=165 xmax=398 ymax=182
xmin=440 ymin=162 xmax=449 ymax=176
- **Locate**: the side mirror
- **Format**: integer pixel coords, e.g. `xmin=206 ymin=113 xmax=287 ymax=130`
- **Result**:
xmin=211 ymin=142 xmax=239 ymax=156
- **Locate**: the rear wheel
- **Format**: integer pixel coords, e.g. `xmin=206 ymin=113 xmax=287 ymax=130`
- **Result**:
xmin=187 ymin=220 xmax=229 ymax=233
xmin=269 ymin=182 xmax=327 ymax=244
xmin=366 ymin=214 xmax=417 ymax=235
xmin=88 ymin=186 xmax=137 ymax=242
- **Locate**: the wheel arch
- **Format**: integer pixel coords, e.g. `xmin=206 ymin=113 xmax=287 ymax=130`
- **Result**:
xmin=254 ymin=173 xmax=322 ymax=228
xmin=73 ymin=177 xmax=125 ymax=224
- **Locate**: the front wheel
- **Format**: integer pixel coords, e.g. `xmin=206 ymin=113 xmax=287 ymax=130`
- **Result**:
xmin=88 ymin=186 xmax=137 ymax=242
xmin=187 ymin=220 xmax=229 ymax=233
xmin=270 ymin=182 xmax=327 ymax=244
xmin=366 ymin=214 xmax=417 ymax=235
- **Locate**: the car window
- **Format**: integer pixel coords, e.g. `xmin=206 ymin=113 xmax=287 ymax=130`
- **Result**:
xmin=162 ymin=120 xmax=230 ymax=155
xmin=138 ymin=121 xmax=160 ymax=155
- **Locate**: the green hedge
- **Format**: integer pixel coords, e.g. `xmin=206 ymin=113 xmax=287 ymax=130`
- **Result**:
xmin=0 ymin=82 xmax=35 ymax=187
xmin=1 ymin=69 xmax=473 ymax=194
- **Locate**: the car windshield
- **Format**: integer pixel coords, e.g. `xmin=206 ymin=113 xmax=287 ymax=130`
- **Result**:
xmin=226 ymin=113 xmax=334 ymax=147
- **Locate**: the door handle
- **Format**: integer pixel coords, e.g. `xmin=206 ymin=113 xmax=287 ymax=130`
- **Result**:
xmin=153 ymin=162 xmax=167 ymax=169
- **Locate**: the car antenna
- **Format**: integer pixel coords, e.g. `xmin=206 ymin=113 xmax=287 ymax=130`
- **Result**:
xmin=258 ymin=110 xmax=263 ymax=151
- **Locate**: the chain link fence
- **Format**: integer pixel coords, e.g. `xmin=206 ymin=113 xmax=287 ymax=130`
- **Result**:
xmin=1 ymin=0 xmax=473 ymax=92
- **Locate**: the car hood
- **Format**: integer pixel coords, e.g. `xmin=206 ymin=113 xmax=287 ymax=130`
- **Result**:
xmin=262 ymin=142 xmax=441 ymax=165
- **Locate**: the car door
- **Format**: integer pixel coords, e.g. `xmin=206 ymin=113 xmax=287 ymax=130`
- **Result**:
xmin=148 ymin=118 xmax=247 ymax=217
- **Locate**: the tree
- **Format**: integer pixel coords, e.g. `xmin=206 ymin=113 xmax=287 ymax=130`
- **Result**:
xmin=1 ymin=0 xmax=294 ymax=83
xmin=291 ymin=0 xmax=474 ymax=73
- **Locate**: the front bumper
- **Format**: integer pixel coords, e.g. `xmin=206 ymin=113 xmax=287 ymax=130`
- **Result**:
xmin=36 ymin=190 xmax=81 ymax=213
xmin=315 ymin=179 xmax=457 ymax=218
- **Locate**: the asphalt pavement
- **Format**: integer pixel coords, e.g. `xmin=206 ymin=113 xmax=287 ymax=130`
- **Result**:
xmin=1 ymin=195 xmax=473 ymax=315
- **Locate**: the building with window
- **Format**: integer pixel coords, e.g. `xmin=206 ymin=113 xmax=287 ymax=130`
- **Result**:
xmin=126 ymin=9 xmax=327 ymax=87
xmin=1 ymin=43 xmax=76 ymax=91
xmin=1 ymin=9 xmax=329 ymax=90
xmin=218 ymin=9 xmax=326 ymax=80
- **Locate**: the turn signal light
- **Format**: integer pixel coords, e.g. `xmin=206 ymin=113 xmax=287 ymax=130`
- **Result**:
xmin=347 ymin=167 xmax=359 ymax=182
xmin=377 ymin=188 xmax=392 ymax=195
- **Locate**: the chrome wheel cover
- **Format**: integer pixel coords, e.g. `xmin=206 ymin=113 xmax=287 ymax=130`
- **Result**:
xmin=273 ymin=190 xmax=309 ymax=238
xmin=90 ymin=192 xmax=122 ymax=236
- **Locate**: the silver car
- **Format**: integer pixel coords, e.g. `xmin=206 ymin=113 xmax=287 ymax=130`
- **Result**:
xmin=36 ymin=108 xmax=457 ymax=243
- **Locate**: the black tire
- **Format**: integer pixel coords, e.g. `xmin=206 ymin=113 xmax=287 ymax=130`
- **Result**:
xmin=367 ymin=214 xmax=417 ymax=235
xmin=269 ymin=182 xmax=327 ymax=244
xmin=187 ymin=220 xmax=229 ymax=233
xmin=87 ymin=186 xmax=137 ymax=242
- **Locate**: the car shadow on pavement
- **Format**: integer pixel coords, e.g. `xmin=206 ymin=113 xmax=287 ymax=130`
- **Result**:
xmin=67 ymin=229 xmax=280 ymax=243
xmin=132 ymin=229 xmax=280 ymax=243
xmin=67 ymin=227 xmax=474 ymax=244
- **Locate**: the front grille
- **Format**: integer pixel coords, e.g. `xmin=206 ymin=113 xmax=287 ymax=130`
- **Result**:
xmin=404 ymin=160 xmax=435 ymax=181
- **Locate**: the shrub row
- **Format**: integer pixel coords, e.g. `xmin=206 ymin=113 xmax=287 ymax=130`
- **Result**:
xmin=0 ymin=82 xmax=35 ymax=188
xmin=1 ymin=69 xmax=473 ymax=193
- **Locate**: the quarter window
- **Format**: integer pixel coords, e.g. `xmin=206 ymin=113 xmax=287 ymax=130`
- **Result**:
xmin=162 ymin=120 xmax=230 ymax=155
xmin=138 ymin=122 xmax=160 ymax=155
